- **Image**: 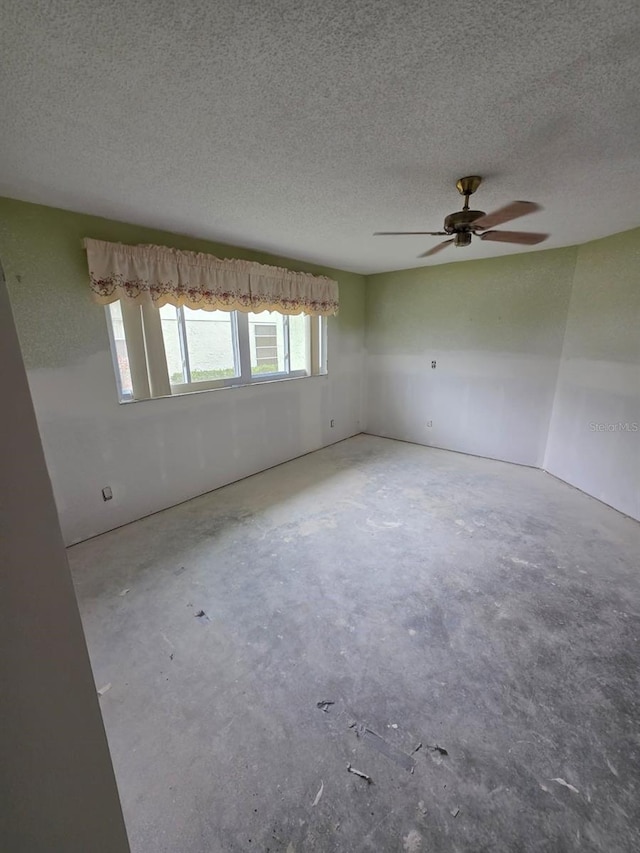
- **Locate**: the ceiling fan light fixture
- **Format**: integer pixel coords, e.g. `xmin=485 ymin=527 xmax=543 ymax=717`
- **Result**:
xmin=454 ymin=232 xmax=472 ymax=248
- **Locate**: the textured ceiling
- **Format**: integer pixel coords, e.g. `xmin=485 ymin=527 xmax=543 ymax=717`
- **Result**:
xmin=2 ymin=0 xmax=640 ymax=273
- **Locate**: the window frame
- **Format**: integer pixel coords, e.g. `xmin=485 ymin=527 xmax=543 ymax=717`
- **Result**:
xmin=105 ymin=302 xmax=325 ymax=402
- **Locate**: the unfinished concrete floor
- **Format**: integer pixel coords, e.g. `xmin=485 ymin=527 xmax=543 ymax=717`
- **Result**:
xmin=69 ymin=435 xmax=640 ymax=853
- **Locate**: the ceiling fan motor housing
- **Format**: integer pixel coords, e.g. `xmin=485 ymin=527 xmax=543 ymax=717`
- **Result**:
xmin=444 ymin=209 xmax=486 ymax=234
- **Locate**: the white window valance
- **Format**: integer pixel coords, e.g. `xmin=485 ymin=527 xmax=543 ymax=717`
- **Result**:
xmin=84 ymin=238 xmax=339 ymax=317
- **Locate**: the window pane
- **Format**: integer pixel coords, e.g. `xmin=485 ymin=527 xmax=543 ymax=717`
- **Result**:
xmin=108 ymin=302 xmax=133 ymax=397
xmin=183 ymin=307 xmax=238 ymax=381
xmin=289 ymin=313 xmax=309 ymax=373
xmin=159 ymin=304 xmax=185 ymax=384
xmin=248 ymin=311 xmax=285 ymax=374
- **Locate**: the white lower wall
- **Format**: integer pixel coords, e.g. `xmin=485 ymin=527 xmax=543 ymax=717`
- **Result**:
xmin=366 ymin=350 xmax=562 ymax=467
xmin=28 ymin=326 xmax=363 ymax=546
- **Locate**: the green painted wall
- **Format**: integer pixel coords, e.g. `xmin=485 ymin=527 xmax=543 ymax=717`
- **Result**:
xmin=549 ymin=228 xmax=640 ymax=363
xmin=0 ymin=196 xmax=364 ymax=370
xmin=366 ymin=246 xmax=578 ymax=356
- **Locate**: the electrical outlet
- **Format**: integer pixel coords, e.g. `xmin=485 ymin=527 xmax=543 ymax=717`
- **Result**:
xmin=431 ymin=360 xmax=437 ymax=369
xmin=102 ymin=486 xmax=113 ymax=501
xmin=426 ymin=420 xmax=433 ymax=428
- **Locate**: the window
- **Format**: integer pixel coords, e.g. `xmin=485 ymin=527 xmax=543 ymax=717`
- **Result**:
xmin=106 ymin=303 xmax=326 ymax=402
xmin=106 ymin=300 xmax=134 ymax=400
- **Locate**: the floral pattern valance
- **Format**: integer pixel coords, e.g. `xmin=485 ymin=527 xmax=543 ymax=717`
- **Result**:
xmin=84 ymin=238 xmax=339 ymax=316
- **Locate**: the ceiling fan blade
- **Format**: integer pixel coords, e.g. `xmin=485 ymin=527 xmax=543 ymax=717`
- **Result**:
xmin=374 ymin=231 xmax=448 ymax=236
xmin=473 ymin=201 xmax=541 ymax=231
xmin=480 ymin=230 xmax=549 ymax=245
xmin=418 ymin=239 xmax=454 ymax=257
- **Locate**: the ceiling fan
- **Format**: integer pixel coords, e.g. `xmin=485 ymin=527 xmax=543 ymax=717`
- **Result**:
xmin=374 ymin=176 xmax=549 ymax=257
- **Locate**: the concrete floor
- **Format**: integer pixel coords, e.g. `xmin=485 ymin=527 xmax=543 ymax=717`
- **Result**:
xmin=69 ymin=435 xmax=640 ymax=853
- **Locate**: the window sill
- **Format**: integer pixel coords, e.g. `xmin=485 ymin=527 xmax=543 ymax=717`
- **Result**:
xmin=118 ymin=370 xmax=328 ymax=404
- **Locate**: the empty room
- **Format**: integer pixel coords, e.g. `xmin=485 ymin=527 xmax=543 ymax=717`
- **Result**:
xmin=2 ymin=2 xmax=639 ymax=852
